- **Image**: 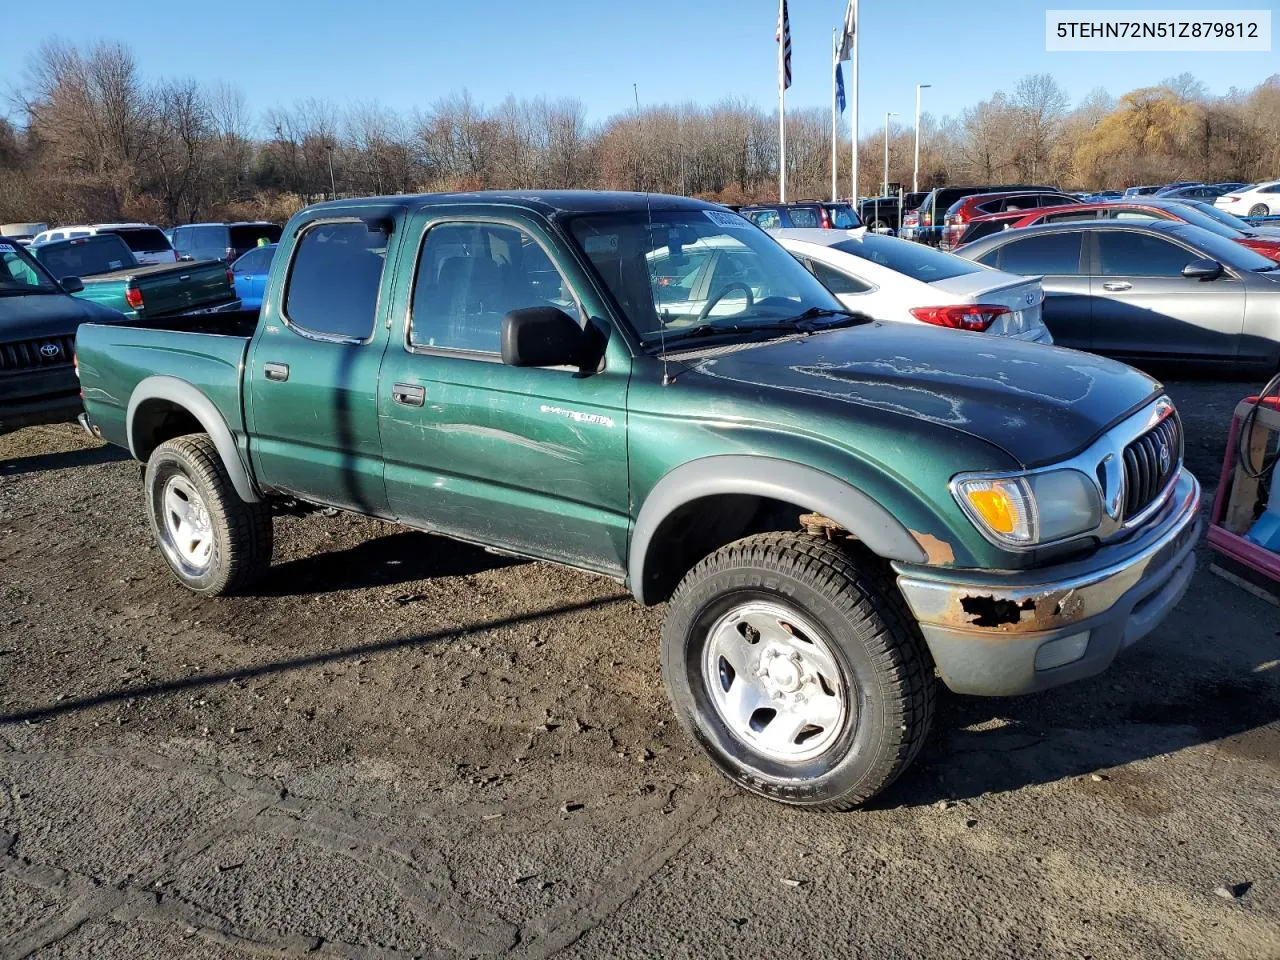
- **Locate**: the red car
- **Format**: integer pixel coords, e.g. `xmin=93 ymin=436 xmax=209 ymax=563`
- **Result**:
xmin=938 ymin=190 xmax=1081 ymax=250
xmin=956 ymin=198 xmax=1280 ymax=263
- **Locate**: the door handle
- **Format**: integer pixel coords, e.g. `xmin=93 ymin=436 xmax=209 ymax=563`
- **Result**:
xmin=263 ymin=362 xmax=289 ymax=382
xmin=1102 ymin=281 xmax=1132 ymax=292
xmin=392 ymin=383 xmax=425 ymax=407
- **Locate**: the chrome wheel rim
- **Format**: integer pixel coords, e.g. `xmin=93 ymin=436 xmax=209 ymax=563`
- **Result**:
xmin=160 ymin=474 xmax=214 ymax=572
xmin=701 ymin=600 xmax=849 ymax=763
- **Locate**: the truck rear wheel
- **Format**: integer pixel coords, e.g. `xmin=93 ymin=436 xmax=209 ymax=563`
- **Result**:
xmin=144 ymin=434 xmax=272 ymax=595
xmin=661 ymin=532 xmax=934 ymax=810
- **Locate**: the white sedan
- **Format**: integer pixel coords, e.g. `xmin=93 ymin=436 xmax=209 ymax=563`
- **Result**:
xmin=1214 ymin=181 xmax=1280 ymax=218
xmin=772 ymin=228 xmax=1052 ymax=342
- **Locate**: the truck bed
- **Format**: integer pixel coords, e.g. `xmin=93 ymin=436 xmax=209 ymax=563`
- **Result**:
xmin=77 ymin=259 xmax=238 ymax=320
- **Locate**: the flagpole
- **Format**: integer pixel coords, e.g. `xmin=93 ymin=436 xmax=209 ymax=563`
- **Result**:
xmin=778 ymin=0 xmax=787 ymax=203
xmin=850 ymin=0 xmax=859 ymax=201
xmin=831 ymin=29 xmax=838 ymax=202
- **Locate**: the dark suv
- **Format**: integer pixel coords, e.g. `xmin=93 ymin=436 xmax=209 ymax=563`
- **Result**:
xmin=740 ymin=202 xmax=862 ymax=230
xmin=912 ymin=185 xmax=1058 ymax=246
xmin=171 ymin=222 xmax=282 ymax=264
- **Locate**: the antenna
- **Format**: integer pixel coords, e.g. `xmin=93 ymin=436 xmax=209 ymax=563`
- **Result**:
xmin=634 ymin=82 xmax=671 ymax=386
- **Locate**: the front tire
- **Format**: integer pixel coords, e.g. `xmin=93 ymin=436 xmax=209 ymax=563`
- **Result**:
xmin=661 ymin=533 xmax=935 ymax=811
xmin=144 ymin=434 xmax=272 ymax=595
xmin=1249 ymin=203 xmax=1271 ymax=217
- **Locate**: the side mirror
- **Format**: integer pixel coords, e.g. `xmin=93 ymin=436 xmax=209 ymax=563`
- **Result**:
xmin=1182 ymin=258 xmax=1223 ymax=281
xmin=500 ymin=307 xmax=585 ymax=368
xmin=60 ymin=276 xmax=84 ymax=293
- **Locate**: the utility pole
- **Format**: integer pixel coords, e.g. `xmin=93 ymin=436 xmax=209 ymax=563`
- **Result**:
xmin=883 ymin=112 xmax=897 ymax=197
xmin=913 ymin=84 xmax=931 ymax=194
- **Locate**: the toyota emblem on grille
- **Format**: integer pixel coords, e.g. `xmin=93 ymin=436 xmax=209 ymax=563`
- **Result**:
xmin=39 ymin=342 xmax=60 ymax=359
xmin=1156 ymin=440 xmax=1171 ymax=473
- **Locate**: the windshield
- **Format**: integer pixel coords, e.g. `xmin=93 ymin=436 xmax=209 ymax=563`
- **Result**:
xmin=831 ymin=234 xmax=981 ymax=282
xmin=35 ymin=237 xmax=136 ymax=278
xmin=1180 ymin=201 xmax=1256 ymax=232
xmin=567 ymin=208 xmax=845 ymax=344
xmin=1160 ymin=203 xmax=1242 ymax=239
xmin=1168 ymin=224 xmax=1277 ymax=272
xmin=0 ymin=241 xmax=60 ymax=296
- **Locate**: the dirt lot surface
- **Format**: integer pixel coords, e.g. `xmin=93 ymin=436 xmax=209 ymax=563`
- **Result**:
xmin=1 ymin=377 xmax=1278 ymax=960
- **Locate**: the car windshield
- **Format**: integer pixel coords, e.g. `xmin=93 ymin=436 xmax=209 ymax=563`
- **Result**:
xmin=1181 ymin=201 xmax=1257 ymax=232
xmin=1168 ymin=225 xmax=1277 ymax=272
xmin=0 ymin=241 xmax=60 ymax=297
xmin=1160 ymin=204 xmax=1243 ymax=238
xmin=831 ymin=234 xmax=981 ymax=282
xmin=568 ymin=208 xmax=847 ymax=344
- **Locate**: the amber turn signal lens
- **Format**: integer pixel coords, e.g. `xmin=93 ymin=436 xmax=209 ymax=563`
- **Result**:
xmin=965 ymin=487 xmax=1017 ymax=534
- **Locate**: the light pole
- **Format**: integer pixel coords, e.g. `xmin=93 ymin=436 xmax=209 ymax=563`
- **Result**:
xmin=913 ymin=84 xmax=931 ymax=194
xmin=883 ymin=112 xmax=897 ymax=197
xmin=326 ymin=144 xmax=337 ymax=200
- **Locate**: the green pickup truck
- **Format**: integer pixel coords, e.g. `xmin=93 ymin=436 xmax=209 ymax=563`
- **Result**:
xmin=74 ymin=192 xmax=1200 ymax=809
xmin=30 ymin=233 xmax=239 ymax=322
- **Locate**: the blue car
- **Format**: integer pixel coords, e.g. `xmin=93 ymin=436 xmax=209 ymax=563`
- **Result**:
xmin=230 ymin=243 xmax=276 ymax=311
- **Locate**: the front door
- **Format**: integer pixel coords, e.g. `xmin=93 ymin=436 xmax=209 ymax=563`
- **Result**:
xmin=1089 ymin=230 xmax=1246 ymax=361
xmin=246 ymin=218 xmax=396 ymax=516
xmin=378 ymin=212 xmax=632 ymax=574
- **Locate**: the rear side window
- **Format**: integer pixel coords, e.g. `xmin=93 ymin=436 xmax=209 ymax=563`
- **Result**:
xmin=1097 ymin=232 xmax=1195 ymax=277
xmin=1044 ymin=211 xmax=1101 ymax=224
xmin=824 ymin=204 xmax=860 ymax=228
xmin=788 ymin=207 xmax=821 ymax=228
xmin=808 ymin=259 xmax=872 ymax=295
xmin=230 ymin=224 xmax=282 ymax=249
xmin=995 ymin=232 xmax=1083 ymax=275
xmin=232 ymin=247 xmax=270 ymax=274
xmin=959 ymin=221 xmax=1010 ymax=245
xmin=107 ymin=227 xmax=171 ymax=253
xmin=284 ymin=221 xmax=388 ymax=340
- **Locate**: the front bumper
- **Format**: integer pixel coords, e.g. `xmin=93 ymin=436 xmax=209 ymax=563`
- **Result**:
xmin=0 ymin=391 xmax=84 ymax=435
xmin=894 ymin=468 xmax=1201 ymax=696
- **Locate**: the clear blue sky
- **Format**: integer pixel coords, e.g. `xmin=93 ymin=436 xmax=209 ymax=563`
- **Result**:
xmin=1 ymin=0 xmax=1274 ymax=136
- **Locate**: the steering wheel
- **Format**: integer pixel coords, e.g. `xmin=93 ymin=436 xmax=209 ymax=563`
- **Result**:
xmin=696 ymin=282 xmax=755 ymax=321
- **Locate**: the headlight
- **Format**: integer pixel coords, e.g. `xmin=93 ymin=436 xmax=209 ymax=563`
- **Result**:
xmin=953 ymin=469 xmax=1102 ymax=548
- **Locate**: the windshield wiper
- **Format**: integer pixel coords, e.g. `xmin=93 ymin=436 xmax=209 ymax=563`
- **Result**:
xmin=658 ymin=307 xmax=872 ymax=347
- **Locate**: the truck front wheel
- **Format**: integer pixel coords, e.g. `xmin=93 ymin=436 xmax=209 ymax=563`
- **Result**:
xmin=144 ymin=435 xmax=273 ymax=595
xmin=662 ymin=532 xmax=935 ymax=810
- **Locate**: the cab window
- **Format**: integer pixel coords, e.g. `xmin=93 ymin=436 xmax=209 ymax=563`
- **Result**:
xmin=410 ymin=221 xmax=581 ymax=354
xmin=283 ymin=221 xmax=388 ymax=340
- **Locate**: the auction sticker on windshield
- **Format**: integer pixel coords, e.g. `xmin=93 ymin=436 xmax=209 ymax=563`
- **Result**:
xmin=704 ymin=210 xmax=751 ymax=230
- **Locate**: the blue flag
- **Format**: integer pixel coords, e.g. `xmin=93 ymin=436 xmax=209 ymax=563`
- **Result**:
xmin=836 ymin=62 xmax=846 ymax=112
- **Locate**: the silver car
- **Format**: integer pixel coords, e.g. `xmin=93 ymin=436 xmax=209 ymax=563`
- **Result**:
xmin=956 ymin=219 xmax=1280 ymax=371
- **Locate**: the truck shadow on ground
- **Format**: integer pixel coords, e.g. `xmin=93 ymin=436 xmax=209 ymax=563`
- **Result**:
xmin=0 ymin=442 xmax=130 ymax=478
xmin=0 ymin=592 xmax=628 ymax=727
xmin=877 ymin=661 xmax=1280 ymax=810
xmin=248 ymin=530 xmax=528 ymax=596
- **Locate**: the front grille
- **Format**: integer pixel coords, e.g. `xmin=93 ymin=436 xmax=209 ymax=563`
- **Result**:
xmin=1122 ymin=413 xmax=1181 ymax=518
xmin=0 ymin=335 xmax=75 ymax=372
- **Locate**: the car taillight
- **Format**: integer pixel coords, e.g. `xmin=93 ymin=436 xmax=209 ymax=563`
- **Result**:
xmin=910 ymin=304 xmax=1011 ymax=332
xmin=819 ymin=208 xmax=832 ymax=228
xmin=125 ymin=285 xmax=144 ymax=309
xmin=225 ymin=246 xmax=236 ymax=261
xmin=226 ymin=269 xmax=235 ymax=288
xmin=904 ymin=213 xmax=918 ymax=226
xmin=923 ymin=212 xmax=933 ymax=226
xmin=1222 ymin=195 xmax=1240 ymax=202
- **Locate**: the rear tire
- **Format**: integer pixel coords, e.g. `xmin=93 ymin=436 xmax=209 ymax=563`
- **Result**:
xmin=661 ymin=532 xmax=935 ymax=811
xmin=1249 ymin=203 xmax=1271 ymax=217
xmin=144 ymin=434 xmax=272 ymax=595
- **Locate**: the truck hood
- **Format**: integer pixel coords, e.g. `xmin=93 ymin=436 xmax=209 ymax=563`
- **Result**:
xmin=0 ymin=292 xmax=123 ymax=342
xmin=682 ymin=322 xmax=1161 ymax=468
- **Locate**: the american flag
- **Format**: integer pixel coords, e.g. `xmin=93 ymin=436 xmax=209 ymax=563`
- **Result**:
xmin=776 ymin=0 xmax=792 ymax=91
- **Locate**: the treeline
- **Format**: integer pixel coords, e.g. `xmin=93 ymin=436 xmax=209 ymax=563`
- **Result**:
xmin=1 ymin=39 xmax=1278 ymax=226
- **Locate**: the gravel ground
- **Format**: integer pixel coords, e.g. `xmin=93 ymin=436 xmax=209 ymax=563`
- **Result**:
xmin=1 ymin=376 xmax=1278 ymax=960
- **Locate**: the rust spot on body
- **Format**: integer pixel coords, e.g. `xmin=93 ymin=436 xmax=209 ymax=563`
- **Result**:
xmin=910 ymin=530 xmax=956 ymax=566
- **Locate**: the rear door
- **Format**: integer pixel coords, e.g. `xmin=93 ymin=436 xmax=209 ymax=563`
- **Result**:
xmin=376 ymin=210 xmax=632 ymax=573
xmin=245 ymin=217 xmax=395 ymax=516
xmin=1088 ymin=230 xmax=1245 ymax=360
xmin=977 ymin=231 xmax=1091 ymax=348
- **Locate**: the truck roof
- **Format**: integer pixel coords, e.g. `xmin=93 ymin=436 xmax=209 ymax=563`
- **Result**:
xmin=303 ymin=190 xmax=720 ymax=219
